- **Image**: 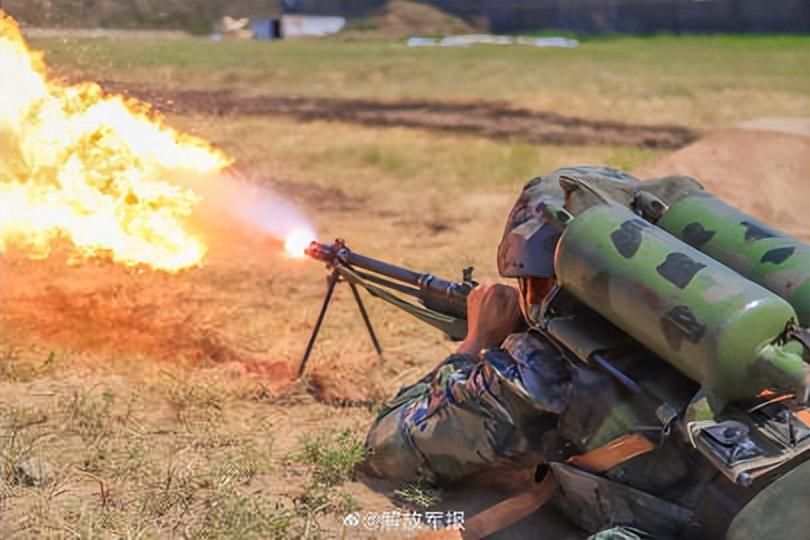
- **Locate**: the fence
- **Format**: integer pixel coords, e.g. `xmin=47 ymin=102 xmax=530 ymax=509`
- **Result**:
xmin=428 ymin=0 xmax=810 ymax=34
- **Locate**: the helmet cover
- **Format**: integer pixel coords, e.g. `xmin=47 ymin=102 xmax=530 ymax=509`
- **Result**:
xmin=498 ymin=167 xmax=640 ymax=278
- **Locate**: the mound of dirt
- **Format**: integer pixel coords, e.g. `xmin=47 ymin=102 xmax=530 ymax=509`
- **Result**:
xmin=348 ymin=0 xmax=474 ymax=39
xmin=634 ymin=118 xmax=810 ymax=242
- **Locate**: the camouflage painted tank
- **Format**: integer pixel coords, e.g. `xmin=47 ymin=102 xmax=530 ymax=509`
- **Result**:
xmin=654 ymin=192 xmax=810 ymax=327
xmin=554 ymin=203 xmax=810 ymax=402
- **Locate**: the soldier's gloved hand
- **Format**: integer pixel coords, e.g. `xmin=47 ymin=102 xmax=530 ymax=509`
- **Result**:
xmin=458 ymin=282 xmax=523 ymax=356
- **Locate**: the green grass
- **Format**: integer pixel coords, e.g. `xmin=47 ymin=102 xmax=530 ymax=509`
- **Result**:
xmin=293 ymin=429 xmax=365 ymax=486
xmin=34 ymin=34 xmax=810 ymax=129
xmin=196 ymin=115 xmax=665 ymax=200
xmin=193 ymin=491 xmax=293 ymax=539
xmin=0 ymin=378 xmax=364 ymax=539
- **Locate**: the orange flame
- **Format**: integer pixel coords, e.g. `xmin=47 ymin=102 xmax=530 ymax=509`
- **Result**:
xmin=0 ymin=13 xmax=231 ymax=271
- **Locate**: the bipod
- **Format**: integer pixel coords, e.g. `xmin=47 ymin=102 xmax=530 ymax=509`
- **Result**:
xmin=298 ymin=266 xmax=383 ymax=378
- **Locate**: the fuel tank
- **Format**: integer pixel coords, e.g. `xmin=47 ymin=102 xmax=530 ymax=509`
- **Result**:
xmin=554 ymin=203 xmax=807 ymax=401
xmin=656 ymin=192 xmax=810 ymax=327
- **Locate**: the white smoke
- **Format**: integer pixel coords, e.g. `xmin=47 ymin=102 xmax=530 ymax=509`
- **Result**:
xmin=186 ymin=171 xmax=317 ymax=251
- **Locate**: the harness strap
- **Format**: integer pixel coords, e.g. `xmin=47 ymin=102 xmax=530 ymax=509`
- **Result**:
xmin=567 ymin=433 xmax=656 ymax=473
xmin=462 ymin=472 xmax=559 ymax=540
xmin=462 ymin=433 xmax=655 ymax=540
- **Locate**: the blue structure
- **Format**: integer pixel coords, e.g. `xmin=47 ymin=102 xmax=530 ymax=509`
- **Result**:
xmin=250 ymin=18 xmax=282 ymax=39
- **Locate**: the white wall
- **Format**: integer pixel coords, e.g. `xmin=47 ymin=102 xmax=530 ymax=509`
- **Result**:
xmin=281 ymin=15 xmax=345 ymax=37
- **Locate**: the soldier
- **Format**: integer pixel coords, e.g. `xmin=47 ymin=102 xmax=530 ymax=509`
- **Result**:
xmin=362 ymin=167 xmax=810 ymax=539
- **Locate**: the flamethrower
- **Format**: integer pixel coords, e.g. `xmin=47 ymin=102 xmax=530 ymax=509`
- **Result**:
xmin=298 ymin=194 xmax=810 ymax=488
xmin=298 ymin=239 xmax=477 ymax=376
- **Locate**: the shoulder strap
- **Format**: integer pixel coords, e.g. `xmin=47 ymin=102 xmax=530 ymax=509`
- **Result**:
xmin=567 ymin=433 xmax=655 ymax=473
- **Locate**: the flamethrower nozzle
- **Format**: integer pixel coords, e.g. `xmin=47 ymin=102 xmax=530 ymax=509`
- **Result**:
xmin=304 ymin=240 xmax=343 ymax=264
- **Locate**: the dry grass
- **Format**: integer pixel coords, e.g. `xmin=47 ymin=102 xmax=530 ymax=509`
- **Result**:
xmin=1 ymin=33 xmax=807 ymax=538
xmin=0 ymin=365 xmax=375 ymax=538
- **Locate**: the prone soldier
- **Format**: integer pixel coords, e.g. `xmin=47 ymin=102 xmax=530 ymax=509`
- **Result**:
xmin=361 ymin=166 xmax=810 ymax=539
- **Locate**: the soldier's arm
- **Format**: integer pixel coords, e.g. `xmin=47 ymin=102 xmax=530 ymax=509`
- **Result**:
xmin=457 ymin=282 xmax=523 ymax=357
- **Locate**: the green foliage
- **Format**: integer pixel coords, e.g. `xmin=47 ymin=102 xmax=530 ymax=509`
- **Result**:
xmin=7 ymin=0 xmax=253 ymax=33
xmin=279 ymin=429 xmax=366 ymax=537
xmin=193 ymin=490 xmax=292 ymax=539
xmin=211 ymin=445 xmax=272 ymax=486
xmin=80 ymin=436 xmax=146 ymax=479
xmin=343 ymin=17 xmax=379 ymax=33
xmin=295 ymin=429 xmax=364 ymax=486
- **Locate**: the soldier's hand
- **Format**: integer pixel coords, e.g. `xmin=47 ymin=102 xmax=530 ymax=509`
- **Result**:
xmin=458 ymin=282 xmax=522 ymax=356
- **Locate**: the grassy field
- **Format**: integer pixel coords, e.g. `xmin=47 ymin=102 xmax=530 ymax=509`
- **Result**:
xmin=1 ymin=33 xmax=809 ymax=538
xmin=37 ymin=34 xmax=810 ymax=129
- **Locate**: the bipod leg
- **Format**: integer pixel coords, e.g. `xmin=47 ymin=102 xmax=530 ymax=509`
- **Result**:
xmin=348 ymin=281 xmax=383 ymax=358
xmin=298 ymin=269 xmax=340 ymax=378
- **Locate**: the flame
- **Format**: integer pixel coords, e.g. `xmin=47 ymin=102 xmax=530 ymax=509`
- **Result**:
xmin=284 ymin=229 xmax=315 ymax=258
xmin=0 ymin=13 xmax=231 ymax=271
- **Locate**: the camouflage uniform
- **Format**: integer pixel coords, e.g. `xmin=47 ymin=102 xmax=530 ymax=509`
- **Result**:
xmin=363 ymin=167 xmax=629 ymax=485
xmin=363 ymin=167 xmax=810 ymax=539
xmin=364 ymin=325 xmax=698 ymax=537
xmin=364 ymin=332 xmax=569 ymax=483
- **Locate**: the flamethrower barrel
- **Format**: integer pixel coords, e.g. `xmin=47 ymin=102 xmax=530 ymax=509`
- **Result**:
xmin=342 ymin=251 xmax=423 ymax=285
xmin=307 ymin=241 xmax=471 ymax=313
xmin=306 ymin=240 xmax=472 ymax=323
xmin=345 ymin=250 xmax=470 ymax=318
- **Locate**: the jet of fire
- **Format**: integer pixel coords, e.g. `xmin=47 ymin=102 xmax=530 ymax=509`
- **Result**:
xmin=0 ymin=13 xmax=231 ymax=271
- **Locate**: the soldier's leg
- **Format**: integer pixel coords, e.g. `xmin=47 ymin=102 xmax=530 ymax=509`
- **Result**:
xmin=363 ymin=350 xmax=547 ymax=483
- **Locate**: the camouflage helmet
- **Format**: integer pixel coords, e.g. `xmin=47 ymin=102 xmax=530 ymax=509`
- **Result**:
xmin=497 ymin=167 xmax=640 ymax=278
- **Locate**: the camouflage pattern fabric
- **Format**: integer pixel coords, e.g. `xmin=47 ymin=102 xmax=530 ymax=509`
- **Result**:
xmin=362 ymin=330 xmax=678 ymax=537
xmin=363 ymin=332 xmax=571 ymax=483
xmin=497 ymin=166 xmax=640 ymax=278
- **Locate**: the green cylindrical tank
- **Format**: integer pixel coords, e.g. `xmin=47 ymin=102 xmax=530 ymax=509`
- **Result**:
xmin=554 ymin=203 xmax=809 ymax=401
xmin=655 ymin=192 xmax=810 ymax=328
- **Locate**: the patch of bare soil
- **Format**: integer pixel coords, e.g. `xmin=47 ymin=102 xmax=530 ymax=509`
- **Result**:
xmin=107 ymin=84 xmax=697 ymax=149
xmin=0 ymin=239 xmax=297 ymax=395
xmin=634 ymin=119 xmax=810 ymax=241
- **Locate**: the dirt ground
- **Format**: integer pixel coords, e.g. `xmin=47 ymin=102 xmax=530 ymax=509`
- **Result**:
xmin=1 ymin=178 xmax=572 ymax=538
xmin=106 ymin=84 xmax=697 ymax=149
xmin=3 ymin=117 xmax=806 ymax=538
